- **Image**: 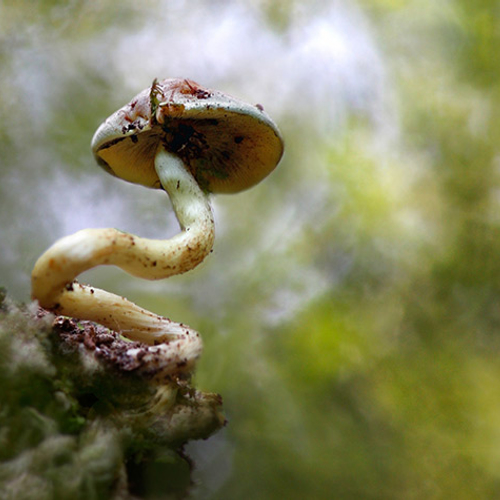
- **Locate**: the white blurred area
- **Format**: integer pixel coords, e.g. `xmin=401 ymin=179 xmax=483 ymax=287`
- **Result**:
xmin=0 ymin=0 xmax=397 ymax=325
xmin=104 ymin=0 xmax=389 ymax=132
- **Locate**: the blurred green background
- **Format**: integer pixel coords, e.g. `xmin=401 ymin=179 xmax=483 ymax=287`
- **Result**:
xmin=1 ymin=0 xmax=500 ymax=497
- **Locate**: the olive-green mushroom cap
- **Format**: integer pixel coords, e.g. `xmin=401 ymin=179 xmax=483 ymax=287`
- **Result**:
xmin=91 ymin=78 xmax=284 ymax=194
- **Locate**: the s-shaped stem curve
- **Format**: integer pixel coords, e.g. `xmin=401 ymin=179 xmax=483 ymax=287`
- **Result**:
xmin=31 ymin=147 xmax=214 ymax=373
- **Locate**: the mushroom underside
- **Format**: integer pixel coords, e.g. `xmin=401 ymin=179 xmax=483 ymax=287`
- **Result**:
xmin=95 ymin=113 xmax=283 ymax=193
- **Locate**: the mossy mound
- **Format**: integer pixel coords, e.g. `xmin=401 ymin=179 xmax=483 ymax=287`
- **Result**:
xmin=0 ymin=290 xmax=224 ymax=499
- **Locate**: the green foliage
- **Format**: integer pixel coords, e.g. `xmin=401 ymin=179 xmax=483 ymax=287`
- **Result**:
xmin=197 ymin=2 xmax=500 ymax=497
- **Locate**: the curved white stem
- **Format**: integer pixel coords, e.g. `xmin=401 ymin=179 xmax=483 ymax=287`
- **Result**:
xmin=31 ymin=147 xmax=214 ymax=373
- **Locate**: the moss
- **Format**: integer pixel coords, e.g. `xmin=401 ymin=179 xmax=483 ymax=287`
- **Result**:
xmin=0 ymin=292 xmax=225 ymax=499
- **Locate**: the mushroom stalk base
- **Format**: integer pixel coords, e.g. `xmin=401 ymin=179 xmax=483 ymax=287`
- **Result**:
xmin=31 ymin=147 xmax=214 ymax=373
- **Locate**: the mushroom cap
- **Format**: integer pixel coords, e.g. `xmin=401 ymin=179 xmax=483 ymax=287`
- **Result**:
xmin=91 ymin=78 xmax=284 ymax=194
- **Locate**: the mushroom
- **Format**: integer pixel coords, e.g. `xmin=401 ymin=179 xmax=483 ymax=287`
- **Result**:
xmin=31 ymin=78 xmax=284 ymax=375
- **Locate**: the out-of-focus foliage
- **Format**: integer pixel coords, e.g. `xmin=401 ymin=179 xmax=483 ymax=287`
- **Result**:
xmin=1 ymin=0 xmax=500 ymax=498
